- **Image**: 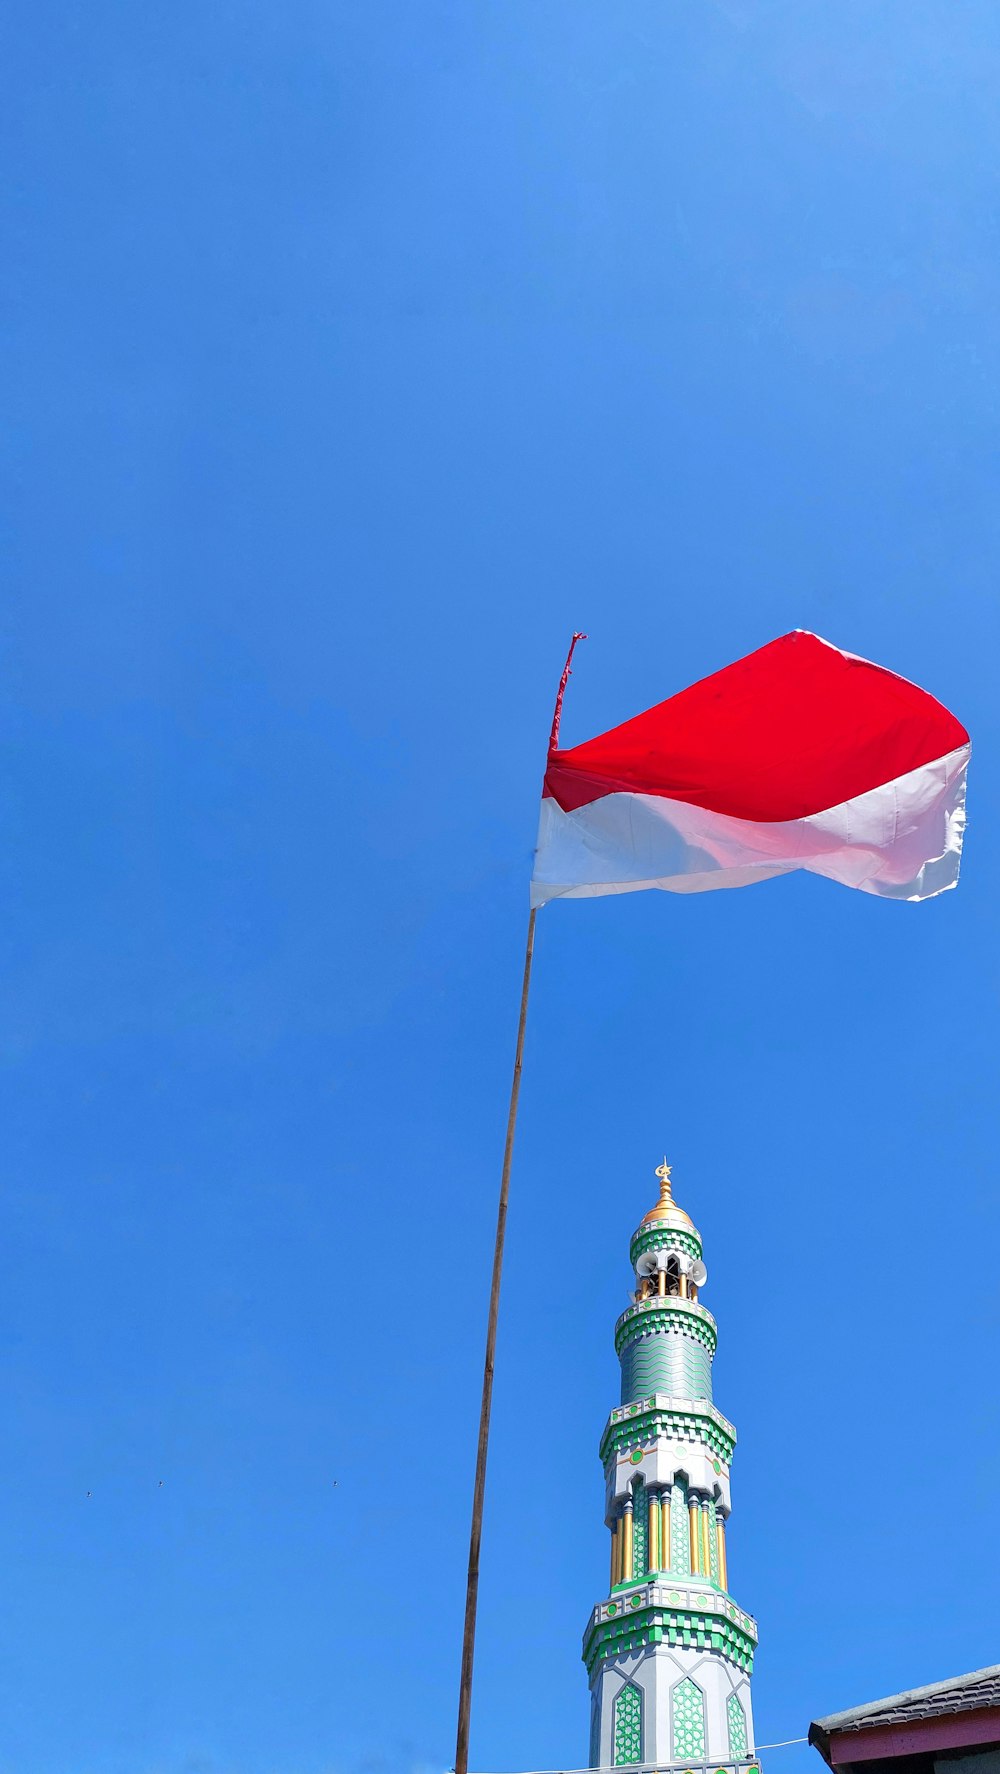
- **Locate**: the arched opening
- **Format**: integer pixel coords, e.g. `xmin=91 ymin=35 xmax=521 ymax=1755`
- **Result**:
xmin=635 ymin=1252 xmax=682 ymax=1300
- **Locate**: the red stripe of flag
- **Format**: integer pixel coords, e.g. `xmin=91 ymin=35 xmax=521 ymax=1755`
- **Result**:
xmin=543 ymin=631 xmax=968 ymax=822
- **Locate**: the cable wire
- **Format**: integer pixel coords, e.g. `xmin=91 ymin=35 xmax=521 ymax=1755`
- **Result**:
xmin=465 ymin=1745 xmax=808 ymax=1774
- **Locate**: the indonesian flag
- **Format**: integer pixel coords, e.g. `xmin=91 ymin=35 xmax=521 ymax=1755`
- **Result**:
xmin=531 ymin=632 xmax=969 ymax=906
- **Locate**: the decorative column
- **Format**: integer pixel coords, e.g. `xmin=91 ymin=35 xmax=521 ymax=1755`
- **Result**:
xmin=716 ymin=1513 xmax=728 ymax=1590
xmin=645 ymin=1490 xmax=659 ymax=1575
xmin=660 ymin=1491 xmax=671 ymax=1572
xmin=688 ymin=1492 xmax=702 ymax=1573
xmin=621 ymin=1498 xmax=634 ymax=1583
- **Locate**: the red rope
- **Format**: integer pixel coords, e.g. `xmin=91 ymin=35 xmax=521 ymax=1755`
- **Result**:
xmin=547 ymin=632 xmax=587 ymax=754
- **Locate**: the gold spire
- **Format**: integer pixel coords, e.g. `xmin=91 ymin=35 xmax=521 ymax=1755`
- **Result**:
xmin=641 ymin=1157 xmax=694 ymax=1228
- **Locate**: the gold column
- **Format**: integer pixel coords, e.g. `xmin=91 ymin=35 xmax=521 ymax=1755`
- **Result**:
xmin=661 ymin=1493 xmax=671 ymax=1571
xmin=657 ymin=1267 xmax=666 ymax=1296
xmin=679 ymin=1273 xmax=689 ymax=1299
xmin=610 ymin=1519 xmax=619 ymax=1588
xmin=622 ymin=1502 xmax=634 ymax=1583
xmin=648 ymin=1490 xmax=660 ymax=1570
xmin=716 ymin=1514 xmax=728 ymax=1590
xmin=688 ymin=1496 xmax=700 ymax=1573
xmin=701 ymin=1501 xmax=712 ymax=1580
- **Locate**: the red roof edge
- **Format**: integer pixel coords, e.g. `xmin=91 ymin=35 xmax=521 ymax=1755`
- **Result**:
xmin=821 ymin=1705 xmax=1000 ymax=1765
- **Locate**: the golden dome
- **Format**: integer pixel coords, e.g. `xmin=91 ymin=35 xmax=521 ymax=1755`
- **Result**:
xmin=641 ymin=1159 xmax=694 ymax=1230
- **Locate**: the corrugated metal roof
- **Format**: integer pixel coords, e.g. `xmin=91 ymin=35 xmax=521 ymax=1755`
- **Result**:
xmin=812 ymin=1664 xmax=1000 ymax=1737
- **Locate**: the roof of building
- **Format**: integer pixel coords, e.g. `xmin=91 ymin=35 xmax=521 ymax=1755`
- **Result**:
xmin=809 ymin=1665 xmax=1000 ymax=1764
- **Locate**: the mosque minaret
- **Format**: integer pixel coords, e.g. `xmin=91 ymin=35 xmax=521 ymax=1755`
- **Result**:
xmin=583 ymin=1162 xmax=758 ymax=1769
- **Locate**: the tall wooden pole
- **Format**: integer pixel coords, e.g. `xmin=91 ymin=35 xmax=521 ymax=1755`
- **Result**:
xmin=453 ymin=905 xmax=536 ymax=1774
xmin=453 ymin=632 xmax=584 ymax=1774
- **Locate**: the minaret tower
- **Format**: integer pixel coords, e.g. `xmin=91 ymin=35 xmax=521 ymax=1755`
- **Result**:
xmin=583 ymin=1163 xmax=758 ymax=1770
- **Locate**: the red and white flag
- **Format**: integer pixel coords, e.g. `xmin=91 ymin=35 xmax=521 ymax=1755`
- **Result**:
xmin=531 ymin=631 xmax=969 ymax=906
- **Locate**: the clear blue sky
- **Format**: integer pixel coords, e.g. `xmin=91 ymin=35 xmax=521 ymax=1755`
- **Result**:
xmin=5 ymin=4 xmax=999 ymax=1773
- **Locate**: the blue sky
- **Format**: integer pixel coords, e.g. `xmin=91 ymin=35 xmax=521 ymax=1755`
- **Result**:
xmin=5 ymin=3 xmax=1000 ymax=1773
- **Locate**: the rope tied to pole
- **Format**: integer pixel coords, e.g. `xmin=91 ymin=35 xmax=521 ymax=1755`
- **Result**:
xmin=547 ymin=631 xmax=587 ymax=754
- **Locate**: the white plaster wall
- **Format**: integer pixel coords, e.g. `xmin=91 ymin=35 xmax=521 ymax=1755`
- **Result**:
xmin=605 ymin=1436 xmax=732 ymax=1515
xmin=590 ymin=1643 xmax=754 ymax=1768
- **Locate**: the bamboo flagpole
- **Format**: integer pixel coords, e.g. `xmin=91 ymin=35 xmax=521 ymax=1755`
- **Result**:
xmin=453 ymin=633 xmax=587 ymax=1774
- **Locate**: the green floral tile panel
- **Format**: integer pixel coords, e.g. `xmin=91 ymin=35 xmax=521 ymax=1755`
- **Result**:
xmin=671 ymin=1478 xmax=690 ymax=1575
xmin=672 ymin=1676 xmax=706 ymax=1761
xmin=728 ymin=1693 xmax=748 ymax=1760
xmin=632 ymin=1481 xmax=648 ymax=1579
xmin=614 ymin=1682 xmax=643 ymax=1765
